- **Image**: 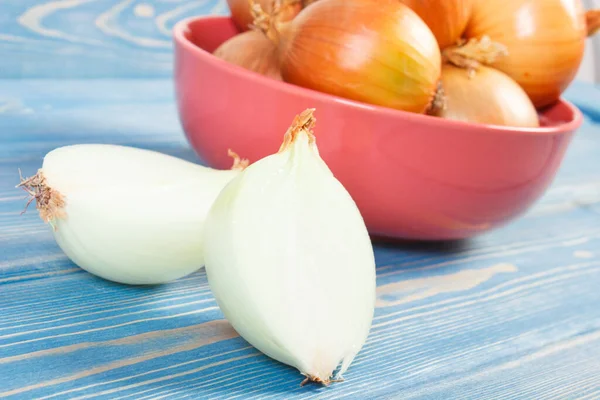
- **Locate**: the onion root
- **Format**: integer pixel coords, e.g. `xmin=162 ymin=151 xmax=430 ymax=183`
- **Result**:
xmin=427 ymin=81 xmax=447 ymax=116
xmin=16 ymin=169 xmax=65 ymax=228
xmin=16 ymin=149 xmax=248 ymax=228
xmin=300 ymin=374 xmax=344 ymax=387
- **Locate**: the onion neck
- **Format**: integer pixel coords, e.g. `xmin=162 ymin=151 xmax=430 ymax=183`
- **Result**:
xmin=278 ymin=108 xmax=316 ymax=153
xmin=442 ymin=35 xmax=508 ymax=76
xmin=250 ymin=0 xmax=293 ymax=45
xmin=275 ymin=21 xmax=293 ymax=49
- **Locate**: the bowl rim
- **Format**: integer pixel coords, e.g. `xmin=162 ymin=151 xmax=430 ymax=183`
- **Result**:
xmin=172 ymin=15 xmax=584 ymax=137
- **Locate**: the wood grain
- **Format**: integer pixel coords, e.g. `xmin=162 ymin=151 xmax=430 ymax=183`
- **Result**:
xmin=0 ymin=0 xmax=227 ymax=78
xmin=1 ymin=0 xmax=600 ymax=395
xmin=0 ymin=79 xmax=599 ymax=398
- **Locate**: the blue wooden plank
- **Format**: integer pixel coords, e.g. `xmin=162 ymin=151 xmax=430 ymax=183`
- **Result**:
xmin=0 ymin=79 xmax=599 ymax=399
xmin=0 ymin=0 xmax=228 ymax=78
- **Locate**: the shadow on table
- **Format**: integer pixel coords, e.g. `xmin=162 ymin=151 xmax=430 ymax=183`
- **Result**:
xmin=372 ymin=235 xmax=471 ymax=255
xmin=371 ymin=235 xmax=473 ymax=274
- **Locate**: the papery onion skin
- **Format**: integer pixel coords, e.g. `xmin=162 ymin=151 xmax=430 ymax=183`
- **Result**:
xmin=399 ymin=0 xmax=473 ymax=49
xmin=227 ymin=0 xmax=302 ymax=32
xmin=213 ymin=31 xmax=282 ymax=80
xmin=432 ymin=64 xmax=539 ymax=128
xmin=465 ymin=0 xmax=587 ymax=109
xmin=587 ymin=9 xmax=600 ymax=36
xmin=278 ymin=0 xmax=441 ymax=113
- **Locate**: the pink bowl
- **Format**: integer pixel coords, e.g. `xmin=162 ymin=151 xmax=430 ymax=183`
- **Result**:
xmin=172 ymin=16 xmax=583 ymax=241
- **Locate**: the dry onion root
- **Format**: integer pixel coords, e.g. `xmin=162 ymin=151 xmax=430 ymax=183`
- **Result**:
xmin=17 ymin=169 xmax=66 ymax=227
xmin=17 ymin=145 xmax=248 ymax=285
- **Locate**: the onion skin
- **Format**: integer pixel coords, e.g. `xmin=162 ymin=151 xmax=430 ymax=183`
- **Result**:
xmin=432 ymin=64 xmax=539 ymax=128
xmin=213 ymin=31 xmax=282 ymax=80
xmin=227 ymin=0 xmax=302 ymax=32
xmin=399 ymin=0 xmax=473 ymax=49
xmin=278 ymin=0 xmax=441 ymax=113
xmin=465 ymin=0 xmax=587 ymax=109
xmin=588 ymin=9 xmax=600 ymax=36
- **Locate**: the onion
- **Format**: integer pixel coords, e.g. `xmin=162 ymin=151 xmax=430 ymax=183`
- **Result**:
xmin=588 ymin=9 xmax=600 ymax=36
xmin=17 ymin=145 xmax=248 ymax=285
xmin=398 ymin=0 xmax=473 ymax=49
xmin=430 ymin=64 xmax=539 ymax=128
xmin=213 ymin=31 xmax=282 ymax=80
xmin=214 ymin=1 xmax=284 ymax=80
xmin=203 ymin=108 xmax=376 ymax=386
xmin=462 ymin=0 xmax=588 ymax=109
xmin=227 ymin=0 xmax=302 ymax=32
xmin=268 ymin=0 xmax=441 ymax=113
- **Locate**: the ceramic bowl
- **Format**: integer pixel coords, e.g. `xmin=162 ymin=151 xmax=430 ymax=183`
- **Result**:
xmin=172 ymin=16 xmax=583 ymax=240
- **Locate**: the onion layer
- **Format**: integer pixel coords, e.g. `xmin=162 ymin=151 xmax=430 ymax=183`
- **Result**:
xmin=465 ymin=0 xmax=587 ymax=109
xmin=431 ymin=64 xmax=539 ymax=128
xmin=276 ymin=0 xmax=441 ymax=113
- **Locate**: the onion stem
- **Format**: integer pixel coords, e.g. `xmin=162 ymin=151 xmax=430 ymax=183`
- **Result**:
xmin=443 ymin=35 xmax=508 ymax=76
xmin=277 ymin=108 xmax=316 ymax=152
xmin=249 ymin=0 xmax=295 ymax=43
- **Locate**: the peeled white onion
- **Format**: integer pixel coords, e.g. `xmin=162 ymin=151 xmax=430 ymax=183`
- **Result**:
xmin=202 ymin=109 xmax=376 ymax=384
xmin=18 ymin=144 xmax=246 ymax=285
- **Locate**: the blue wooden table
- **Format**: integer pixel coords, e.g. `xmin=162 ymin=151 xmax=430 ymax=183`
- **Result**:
xmin=2 ymin=1 xmax=600 ymax=399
